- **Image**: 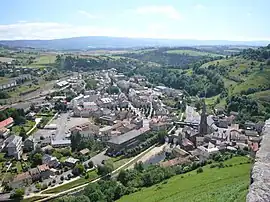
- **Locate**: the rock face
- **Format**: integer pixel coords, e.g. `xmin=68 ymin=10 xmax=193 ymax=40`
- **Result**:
xmin=247 ymin=119 xmax=270 ymax=202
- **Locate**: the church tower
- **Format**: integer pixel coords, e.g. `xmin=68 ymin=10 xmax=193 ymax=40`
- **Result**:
xmin=199 ymin=99 xmax=208 ymax=135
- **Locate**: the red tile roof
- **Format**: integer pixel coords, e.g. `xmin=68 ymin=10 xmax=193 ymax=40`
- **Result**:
xmin=0 ymin=117 xmax=14 ymax=129
xmin=37 ymin=164 xmax=50 ymax=172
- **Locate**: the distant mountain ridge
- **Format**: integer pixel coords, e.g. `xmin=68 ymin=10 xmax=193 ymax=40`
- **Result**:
xmin=0 ymin=36 xmax=269 ymax=50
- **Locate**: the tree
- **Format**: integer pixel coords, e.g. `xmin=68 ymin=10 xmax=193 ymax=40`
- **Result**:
xmin=97 ymin=160 xmax=114 ymax=176
xmin=72 ymin=163 xmax=85 ymax=176
xmin=88 ymin=161 xmax=94 ymax=169
xmin=32 ymin=153 xmax=43 ymax=166
xmin=60 ymin=176 xmax=64 ymax=181
xmin=134 ymin=161 xmax=144 ymax=172
xmin=71 ymin=132 xmax=82 ymax=152
xmin=10 ymin=188 xmax=25 ymax=199
xmin=196 ymin=167 xmax=203 ymax=174
xmin=19 ymin=127 xmax=27 ymax=141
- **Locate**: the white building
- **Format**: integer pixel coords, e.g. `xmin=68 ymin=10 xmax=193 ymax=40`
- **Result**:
xmin=5 ymin=135 xmax=23 ymax=160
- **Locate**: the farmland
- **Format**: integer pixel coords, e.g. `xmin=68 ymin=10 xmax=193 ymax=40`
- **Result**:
xmin=117 ymin=157 xmax=251 ymax=202
xmin=166 ymin=49 xmax=223 ymax=57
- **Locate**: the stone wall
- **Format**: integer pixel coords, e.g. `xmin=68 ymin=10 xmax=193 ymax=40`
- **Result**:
xmin=247 ymin=119 xmax=270 ymax=202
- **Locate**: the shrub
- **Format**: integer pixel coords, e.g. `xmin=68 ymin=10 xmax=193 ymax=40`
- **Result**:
xmin=60 ymin=176 xmax=64 ymax=181
xmin=210 ymin=164 xmax=216 ymax=168
xmin=196 ymin=167 xmax=203 ymax=174
xmin=88 ymin=161 xmax=94 ymax=168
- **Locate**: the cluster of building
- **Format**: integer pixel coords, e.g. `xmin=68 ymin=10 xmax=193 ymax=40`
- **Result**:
xmin=166 ymin=101 xmax=262 ymax=160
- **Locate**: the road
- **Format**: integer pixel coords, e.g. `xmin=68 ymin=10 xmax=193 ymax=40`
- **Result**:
xmin=31 ymin=145 xmax=157 ymax=202
xmin=25 ymin=150 xmax=109 ymax=195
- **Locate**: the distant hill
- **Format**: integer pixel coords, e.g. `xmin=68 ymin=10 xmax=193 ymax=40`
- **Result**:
xmin=0 ymin=36 xmax=269 ymax=50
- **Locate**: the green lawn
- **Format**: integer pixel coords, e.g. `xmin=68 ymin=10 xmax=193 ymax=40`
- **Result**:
xmin=117 ymin=157 xmax=251 ymax=202
xmin=166 ymin=49 xmax=223 ymax=57
xmin=16 ymin=161 xmax=23 ymax=173
xmin=11 ymin=120 xmax=35 ymax=135
xmin=42 ymin=170 xmax=98 ymax=194
xmin=248 ymin=90 xmax=270 ymax=103
xmin=112 ymin=156 xmax=133 ymax=169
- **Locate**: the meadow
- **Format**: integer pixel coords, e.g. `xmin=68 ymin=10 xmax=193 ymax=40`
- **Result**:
xmin=166 ymin=49 xmax=223 ymax=57
xmin=117 ymin=157 xmax=251 ymax=202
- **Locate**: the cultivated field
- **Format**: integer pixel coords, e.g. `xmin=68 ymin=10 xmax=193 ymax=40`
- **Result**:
xmin=118 ymin=157 xmax=251 ymax=202
xmin=166 ymin=49 xmax=223 ymax=57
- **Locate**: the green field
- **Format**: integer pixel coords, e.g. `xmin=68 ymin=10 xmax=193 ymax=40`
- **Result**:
xmin=248 ymin=90 xmax=270 ymax=103
xmin=166 ymin=49 xmax=223 ymax=57
xmin=27 ymin=54 xmax=56 ymax=68
xmin=118 ymin=157 xmax=251 ymax=202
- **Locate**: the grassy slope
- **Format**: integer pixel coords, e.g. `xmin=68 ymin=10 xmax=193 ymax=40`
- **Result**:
xmin=118 ymin=157 xmax=251 ymax=202
xmin=166 ymin=49 xmax=223 ymax=57
xmin=201 ymin=57 xmax=270 ymax=109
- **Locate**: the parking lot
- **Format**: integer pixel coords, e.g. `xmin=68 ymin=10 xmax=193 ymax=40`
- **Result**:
xmin=50 ymin=113 xmax=90 ymax=140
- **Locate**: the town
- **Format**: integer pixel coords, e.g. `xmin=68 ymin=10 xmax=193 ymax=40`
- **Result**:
xmin=0 ymin=67 xmax=264 ymax=201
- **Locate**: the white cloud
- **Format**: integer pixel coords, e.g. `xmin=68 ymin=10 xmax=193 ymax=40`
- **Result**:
xmin=78 ymin=10 xmax=100 ymax=19
xmin=0 ymin=22 xmax=118 ymax=40
xmin=134 ymin=5 xmax=181 ymax=20
xmin=194 ymin=4 xmax=206 ymax=10
xmin=0 ymin=21 xmax=269 ymax=41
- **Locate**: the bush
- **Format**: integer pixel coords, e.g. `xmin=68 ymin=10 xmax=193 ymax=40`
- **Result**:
xmin=10 ymin=188 xmax=25 ymax=199
xmin=196 ymin=167 xmax=203 ymax=174
xmin=60 ymin=176 xmax=64 ymax=181
xmin=52 ymin=179 xmax=56 ymax=183
xmin=210 ymin=164 xmax=216 ymax=168
xmin=88 ymin=161 xmax=94 ymax=168
xmin=218 ymin=163 xmax=224 ymax=168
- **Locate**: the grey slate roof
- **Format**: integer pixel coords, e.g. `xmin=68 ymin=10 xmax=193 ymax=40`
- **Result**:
xmin=108 ymin=128 xmax=149 ymax=145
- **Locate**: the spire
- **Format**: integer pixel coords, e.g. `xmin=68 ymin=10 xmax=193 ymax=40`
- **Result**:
xmin=199 ymin=99 xmax=208 ymax=135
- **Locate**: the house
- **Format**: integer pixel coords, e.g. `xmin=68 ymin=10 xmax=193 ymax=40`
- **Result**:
xmin=64 ymin=157 xmax=79 ymax=167
xmin=9 ymin=172 xmax=32 ymax=189
xmin=5 ymin=135 xmax=23 ymax=160
xmin=79 ymin=148 xmax=90 ymax=155
xmin=54 ymin=80 xmax=69 ymax=88
xmin=98 ymin=97 xmax=114 ymax=108
xmin=23 ymin=135 xmax=36 ymax=152
xmin=160 ymin=157 xmax=191 ymax=168
xmin=107 ymin=127 xmax=150 ymax=152
xmin=99 ymin=115 xmax=117 ymax=125
xmin=245 ymin=121 xmax=256 ymax=130
xmin=0 ymin=127 xmax=10 ymax=139
xmin=29 ymin=167 xmax=40 ymax=182
xmin=51 ymin=139 xmax=71 ymax=148
xmin=26 ymin=112 xmax=36 ymax=120
xmin=180 ymin=138 xmax=194 ymax=151
xmin=0 ymin=117 xmax=14 ymax=129
xmin=42 ymin=154 xmax=60 ymax=168
xmin=37 ymin=164 xmax=53 ymax=179
xmin=245 ymin=130 xmax=259 ymax=137
xmin=230 ymin=130 xmax=247 ymax=144
xmin=70 ymin=123 xmax=99 ymax=140
xmin=218 ymin=119 xmax=229 ymax=128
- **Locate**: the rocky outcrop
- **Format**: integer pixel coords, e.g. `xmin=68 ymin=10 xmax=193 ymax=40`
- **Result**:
xmin=247 ymin=119 xmax=270 ymax=202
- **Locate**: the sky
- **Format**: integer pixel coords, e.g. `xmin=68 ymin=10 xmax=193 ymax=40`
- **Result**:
xmin=1 ymin=0 xmax=270 ymax=41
